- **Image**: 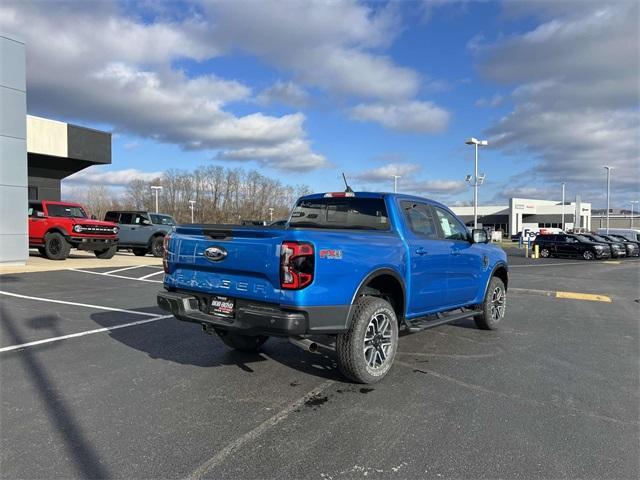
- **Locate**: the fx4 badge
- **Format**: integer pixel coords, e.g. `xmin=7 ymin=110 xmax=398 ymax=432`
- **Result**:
xmin=320 ymin=249 xmax=342 ymax=259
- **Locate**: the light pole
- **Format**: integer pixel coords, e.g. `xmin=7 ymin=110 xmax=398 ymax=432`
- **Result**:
xmin=604 ymin=166 xmax=612 ymax=233
xmin=561 ymin=182 xmax=566 ymax=231
xmin=150 ymin=185 xmax=162 ymax=214
xmin=268 ymin=208 xmax=274 ymax=222
xmin=631 ymin=200 xmax=639 ymax=228
xmin=392 ymin=175 xmax=401 ymax=193
xmin=465 ymin=137 xmax=488 ymax=229
xmin=188 ymin=200 xmax=196 ymax=223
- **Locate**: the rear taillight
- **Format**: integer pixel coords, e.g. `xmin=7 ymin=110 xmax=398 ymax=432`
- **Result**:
xmin=162 ymin=234 xmax=172 ymax=273
xmin=280 ymin=241 xmax=314 ymax=290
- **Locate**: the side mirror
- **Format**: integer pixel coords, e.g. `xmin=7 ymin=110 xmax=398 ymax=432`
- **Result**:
xmin=472 ymin=228 xmax=489 ymax=244
xmin=142 ymin=219 xmax=152 ymax=226
xmin=91 ymin=214 xmax=97 ymax=220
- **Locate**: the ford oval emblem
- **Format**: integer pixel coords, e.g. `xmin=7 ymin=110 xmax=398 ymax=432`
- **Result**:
xmin=204 ymin=246 xmax=227 ymax=262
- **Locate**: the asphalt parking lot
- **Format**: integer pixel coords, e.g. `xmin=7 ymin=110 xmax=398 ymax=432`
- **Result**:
xmin=1 ymin=256 xmax=638 ymax=479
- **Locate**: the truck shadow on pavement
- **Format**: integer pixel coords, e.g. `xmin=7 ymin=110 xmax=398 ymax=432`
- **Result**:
xmin=90 ymin=310 xmax=343 ymax=381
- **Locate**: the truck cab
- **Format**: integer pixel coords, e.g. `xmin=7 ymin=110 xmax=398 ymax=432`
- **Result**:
xmin=29 ymin=200 xmax=119 ymax=260
xmin=157 ymin=192 xmax=508 ymax=383
xmin=104 ymin=210 xmax=175 ymax=257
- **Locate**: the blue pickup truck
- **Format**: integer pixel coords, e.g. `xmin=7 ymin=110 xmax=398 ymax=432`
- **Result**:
xmin=157 ymin=192 xmax=508 ymax=383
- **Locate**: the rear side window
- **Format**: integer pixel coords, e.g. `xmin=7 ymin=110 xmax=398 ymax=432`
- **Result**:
xmin=28 ymin=202 xmax=44 ymax=217
xmin=401 ymin=202 xmax=438 ymax=239
xmin=289 ymin=197 xmax=389 ymax=230
xmin=119 ymin=213 xmax=134 ymax=224
xmin=104 ymin=212 xmax=119 ymax=222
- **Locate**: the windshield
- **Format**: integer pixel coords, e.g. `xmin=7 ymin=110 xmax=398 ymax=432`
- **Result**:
xmin=46 ymin=204 xmax=88 ymax=218
xmin=573 ymin=235 xmax=593 ymax=243
xmin=588 ymin=234 xmax=609 ymax=242
xmin=150 ymin=214 xmax=175 ymax=225
xmin=289 ymin=197 xmax=389 ymax=230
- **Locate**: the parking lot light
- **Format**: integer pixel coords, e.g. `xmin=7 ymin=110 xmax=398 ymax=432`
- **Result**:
xmin=465 ymin=137 xmax=488 ymax=228
xmin=604 ymin=166 xmax=612 ymax=233
xmin=561 ymin=182 xmax=566 ymax=231
xmin=150 ymin=185 xmax=163 ymax=214
xmin=631 ymin=200 xmax=639 ymax=228
xmin=188 ymin=200 xmax=196 ymax=223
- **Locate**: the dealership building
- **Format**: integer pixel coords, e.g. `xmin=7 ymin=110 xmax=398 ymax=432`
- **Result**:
xmin=451 ymin=197 xmax=592 ymax=235
xmin=1 ymin=33 xmax=111 ymax=265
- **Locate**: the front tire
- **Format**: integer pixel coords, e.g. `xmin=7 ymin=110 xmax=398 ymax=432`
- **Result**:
xmin=539 ymin=247 xmax=550 ymax=258
xmin=583 ymin=250 xmax=595 ymax=260
xmin=94 ymin=245 xmax=117 ymax=259
xmin=150 ymin=236 xmax=164 ymax=257
xmin=475 ymin=276 xmax=507 ymax=330
xmin=43 ymin=232 xmax=71 ymax=260
xmin=216 ymin=330 xmax=268 ymax=352
xmin=336 ymin=296 xmax=399 ymax=384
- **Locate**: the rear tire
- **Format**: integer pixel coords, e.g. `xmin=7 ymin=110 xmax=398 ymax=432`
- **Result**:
xmin=216 ymin=330 xmax=268 ymax=352
xmin=475 ymin=276 xmax=507 ymax=330
xmin=94 ymin=245 xmax=117 ymax=259
xmin=43 ymin=232 xmax=71 ymax=260
xmin=150 ymin=236 xmax=164 ymax=257
xmin=336 ymin=296 xmax=398 ymax=384
xmin=132 ymin=248 xmax=148 ymax=256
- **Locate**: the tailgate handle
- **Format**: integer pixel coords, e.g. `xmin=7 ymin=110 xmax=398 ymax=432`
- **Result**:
xmin=203 ymin=229 xmax=233 ymax=240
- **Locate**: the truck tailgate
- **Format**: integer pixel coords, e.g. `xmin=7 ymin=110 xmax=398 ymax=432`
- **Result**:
xmin=165 ymin=226 xmax=285 ymax=303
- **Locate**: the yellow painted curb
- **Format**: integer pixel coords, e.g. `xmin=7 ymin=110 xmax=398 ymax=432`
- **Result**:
xmin=602 ymin=261 xmax=621 ymax=264
xmin=556 ymin=291 xmax=612 ymax=303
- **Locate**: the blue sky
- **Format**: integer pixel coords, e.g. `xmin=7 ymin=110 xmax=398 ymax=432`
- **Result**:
xmin=2 ymin=0 xmax=638 ymax=207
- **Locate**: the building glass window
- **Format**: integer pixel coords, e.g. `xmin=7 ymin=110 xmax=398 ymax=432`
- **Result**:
xmin=28 ymin=186 xmax=38 ymax=200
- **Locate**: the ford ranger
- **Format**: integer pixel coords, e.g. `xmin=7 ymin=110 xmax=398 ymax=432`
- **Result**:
xmin=29 ymin=200 xmax=119 ymax=260
xmin=157 ymin=192 xmax=508 ymax=383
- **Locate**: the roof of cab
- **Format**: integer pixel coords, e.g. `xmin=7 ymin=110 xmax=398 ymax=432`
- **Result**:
xmin=298 ymin=191 xmax=453 ymax=212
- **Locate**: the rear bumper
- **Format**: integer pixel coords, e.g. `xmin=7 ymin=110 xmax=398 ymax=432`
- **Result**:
xmin=157 ymin=290 xmax=350 ymax=336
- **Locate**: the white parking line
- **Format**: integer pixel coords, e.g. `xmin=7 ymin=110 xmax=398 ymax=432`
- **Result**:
xmin=104 ymin=265 xmax=156 ymax=275
xmin=69 ymin=268 xmax=163 ymax=284
xmin=138 ymin=270 xmax=165 ymax=280
xmin=0 ymin=290 xmax=161 ymax=316
xmin=0 ymin=315 xmax=173 ymax=353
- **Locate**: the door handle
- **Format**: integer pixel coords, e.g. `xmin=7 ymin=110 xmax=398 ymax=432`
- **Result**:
xmin=415 ymin=247 xmax=428 ymax=256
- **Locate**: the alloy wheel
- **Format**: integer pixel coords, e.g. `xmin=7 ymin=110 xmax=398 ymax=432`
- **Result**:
xmin=363 ymin=312 xmax=393 ymax=369
xmin=490 ymin=286 xmax=506 ymax=321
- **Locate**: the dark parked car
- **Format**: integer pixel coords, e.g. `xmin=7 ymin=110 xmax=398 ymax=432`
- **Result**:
xmin=532 ymin=234 xmax=611 ymax=260
xmin=104 ymin=211 xmax=175 ymax=257
xmin=581 ymin=234 xmax=626 ymax=258
xmin=599 ymin=234 xmax=639 ymax=257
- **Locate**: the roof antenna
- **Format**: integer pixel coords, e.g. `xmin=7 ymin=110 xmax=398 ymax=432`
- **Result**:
xmin=342 ymin=172 xmax=354 ymax=193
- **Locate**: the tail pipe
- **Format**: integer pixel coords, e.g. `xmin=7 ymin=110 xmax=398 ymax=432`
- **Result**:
xmin=288 ymin=336 xmax=318 ymax=354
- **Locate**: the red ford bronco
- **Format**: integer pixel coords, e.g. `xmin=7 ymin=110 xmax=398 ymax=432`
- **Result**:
xmin=29 ymin=200 xmax=119 ymax=260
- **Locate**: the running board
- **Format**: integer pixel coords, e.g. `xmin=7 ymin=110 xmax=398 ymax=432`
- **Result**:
xmin=405 ymin=310 xmax=481 ymax=333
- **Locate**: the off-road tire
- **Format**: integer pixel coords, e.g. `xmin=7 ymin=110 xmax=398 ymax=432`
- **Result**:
xmin=475 ymin=276 xmax=507 ymax=330
xmin=94 ymin=245 xmax=117 ymax=259
xmin=150 ymin=236 xmax=164 ymax=257
xmin=43 ymin=232 xmax=71 ymax=260
xmin=132 ymin=248 xmax=148 ymax=256
xmin=216 ymin=330 xmax=268 ymax=352
xmin=336 ymin=296 xmax=399 ymax=384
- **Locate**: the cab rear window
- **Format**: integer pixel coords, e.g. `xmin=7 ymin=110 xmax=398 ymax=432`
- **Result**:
xmin=289 ymin=197 xmax=389 ymax=230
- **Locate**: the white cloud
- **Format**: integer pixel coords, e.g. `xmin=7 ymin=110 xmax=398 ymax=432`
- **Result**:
xmin=404 ymin=179 xmax=468 ymax=195
xmin=350 ymin=101 xmax=450 ymax=133
xmin=475 ymin=94 xmax=503 ymax=108
xmin=0 ymin=1 xmax=326 ymax=171
xmin=256 ymin=81 xmax=310 ymax=108
xmin=354 ymin=163 xmax=422 ymax=182
xmin=65 ymin=167 xmax=163 ymax=187
xmin=475 ymin=1 xmax=640 ymax=205
xmin=204 ymin=0 xmax=421 ymax=100
xmin=216 ymin=139 xmax=327 ymax=171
